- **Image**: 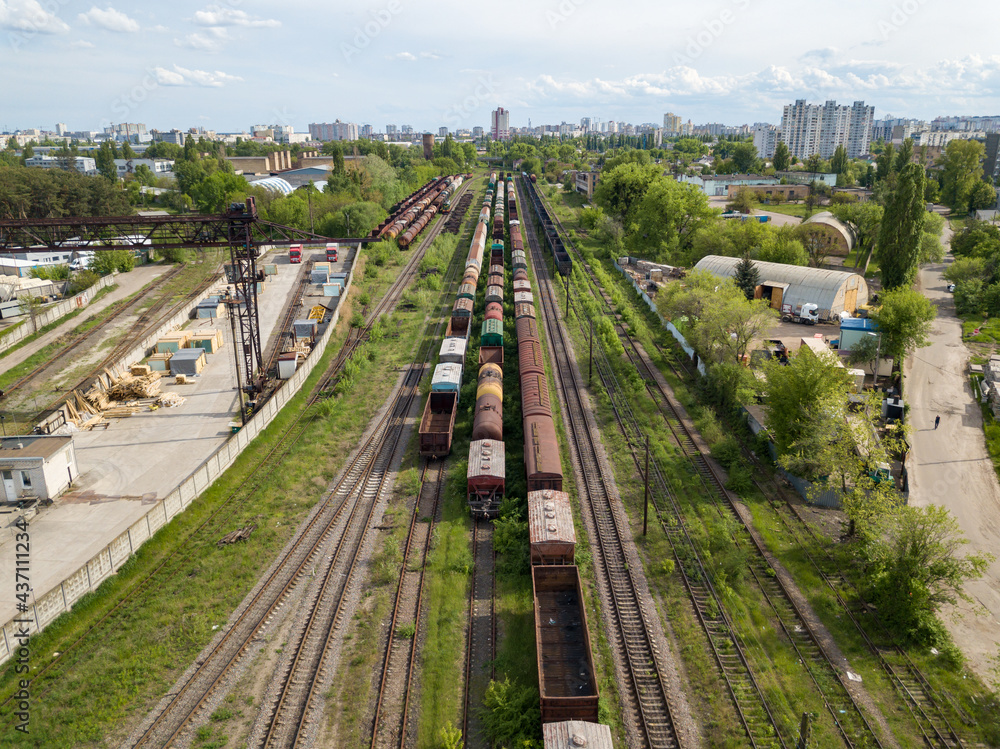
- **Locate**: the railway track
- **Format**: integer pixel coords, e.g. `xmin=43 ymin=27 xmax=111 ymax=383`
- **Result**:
xmin=534 ymin=187 xmax=892 ymax=747
xmin=1 ymin=212 xmax=448 ymax=726
xmin=462 ymin=519 xmax=496 ymax=748
xmin=133 ymin=360 xmax=424 ymax=748
xmin=368 ymin=460 xmax=445 ymax=749
xmin=517 ymin=179 xmax=681 ymax=749
xmin=261 ymin=257 xmax=311 ymax=378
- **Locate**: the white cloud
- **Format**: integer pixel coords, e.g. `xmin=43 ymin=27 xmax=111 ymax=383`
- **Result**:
xmin=191 ymin=6 xmax=279 ymax=28
xmin=0 ymin=0 xmax=69 ymax=33
xmin=393 ymin=52 xmax=416 ymax=61
xmin=70 ymin=39 xmax=95 ymax=48
xmin=152 ymin=64 xmax=242 ymax=88
xmin=175 ymin=27 xmax=229 ymax=52
xmin=420 ymin=52 xmax=441 ymax=60
xmin=78 ymin=6 xmax=140 ymax=33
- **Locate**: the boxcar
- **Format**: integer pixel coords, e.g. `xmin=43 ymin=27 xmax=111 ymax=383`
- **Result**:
xmin=467 ymin=439 xmax=505 ymax=518
xmin=481 ymin=318 xmax=504 ymax=347
xmin=419 ymin=392 xmax=457 ymax=457
xmin=528 ymin=490 xmax=576 ymax=565
xmin=514 ymin=291 xmax=534 ymax=305
xmin=514 ymin=302 xmax=536 ymax=320
xmin=533 ymin=566 xmax=599 ymax=723
xmin=438 ymin=337 xmax=467 ymax=366
xmin=524 ymin=414 xmax=563 ymax=491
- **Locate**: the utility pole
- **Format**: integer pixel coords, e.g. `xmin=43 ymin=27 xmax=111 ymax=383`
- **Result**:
xmin=643 ymin=434 xmax=650 ymax=536
xmin=796 ymin=713 xmax=812 ymax=749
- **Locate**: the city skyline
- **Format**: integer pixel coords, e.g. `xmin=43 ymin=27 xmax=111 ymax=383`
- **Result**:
xmin=4 ymin=0 xmax=1000 ymax=133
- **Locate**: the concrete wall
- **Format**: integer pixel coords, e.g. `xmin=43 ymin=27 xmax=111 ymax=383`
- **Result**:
xmin=0 ymin=274 xmax=117 ymax=355
xmin=0 ymin=256 xmax=357 ymax=664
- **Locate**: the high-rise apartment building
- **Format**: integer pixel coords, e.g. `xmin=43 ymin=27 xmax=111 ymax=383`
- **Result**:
xmin=752 ymin=125 xmax=780 ymax=159
xmin=780 ymin=99 xmax=874 ymax=159
xmin=308 ymin=120 xmax=358 ymax=142
xmin=491 ymin=107 xmax=510 ymax=141
xmin=663 ymin=112 xmax=682 ymax=136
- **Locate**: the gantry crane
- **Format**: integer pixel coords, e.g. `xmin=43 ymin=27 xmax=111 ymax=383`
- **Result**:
xmin=0 ymin=197 xmax=370 ymax=400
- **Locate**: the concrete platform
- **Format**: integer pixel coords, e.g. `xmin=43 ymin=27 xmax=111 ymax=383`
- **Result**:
xmin=0 ymin=250 xmax=315 ymax=626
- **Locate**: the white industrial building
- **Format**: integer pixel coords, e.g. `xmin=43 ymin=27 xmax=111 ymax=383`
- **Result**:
xmin=0 ymin=436 xmax=79 ymax=503
xmin=694 ymin=255 xmax=869 ymax=319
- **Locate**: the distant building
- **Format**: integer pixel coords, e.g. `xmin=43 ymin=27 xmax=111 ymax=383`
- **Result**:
xmin=780 ymin=99 xmax=874 ymax=159
xmin=985 ymin=134 xmax=1000 ymax=183
xmin=663 ymin=112 xmax=683 ymax=137
xmin=752 ymin=125 xmax=780 ymax=159
xmin=776 ymin=171 xmax=838 ymax=188
xmin=308 ymin=121 xmax=358 ymax=142
xmin=55 ymin=123 xmax=67 ymax=136
xmin=113 ymin=158 xmax=173 ymax=178
xmin=491 ymin=107 xmax=510 ymax=141
xmin=24 ymin=155 xmax=97 ymax=175
xmin=151 ymin=128 xmax=186 ymax=146
xmin=678 ymin=173 xmax=778 ymax=197
xmin=360 ymin=124 xmax=373 ymax=138
xmin=575 ymin=171 xmax=600 ymax=198
xmin=472 ymin=126 xmax=484 ymax=139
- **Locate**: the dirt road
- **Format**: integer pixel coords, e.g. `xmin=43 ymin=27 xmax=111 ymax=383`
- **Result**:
xmin=905 ymin=217 xmax=1000 ymax=684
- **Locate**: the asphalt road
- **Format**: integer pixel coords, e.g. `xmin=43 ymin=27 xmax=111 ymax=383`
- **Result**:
xmin=905 ymin=216 xmax=1000 ymax=683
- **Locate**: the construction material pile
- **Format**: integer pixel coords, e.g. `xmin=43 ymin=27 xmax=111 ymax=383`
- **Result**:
xmin=63 ymin=364 xmax=171 ymax=428
xmin=217 ymin=524 xmax=256 ymax=547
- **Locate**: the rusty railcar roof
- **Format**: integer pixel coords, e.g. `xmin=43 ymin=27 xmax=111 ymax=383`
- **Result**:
xmin=528 ymin=490 xmax=576 ymax=547
xmin=467 ymin=439 xmax=506 ymax=479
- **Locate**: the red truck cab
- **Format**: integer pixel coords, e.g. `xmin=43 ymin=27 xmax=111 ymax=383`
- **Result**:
xmin=289 ymin=244 xmax=302 ymax=264
xmin=325 ymin=243 xmax=339 ymax=263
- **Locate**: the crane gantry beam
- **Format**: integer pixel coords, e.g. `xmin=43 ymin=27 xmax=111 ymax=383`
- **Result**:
xmin=0 ymin=198 xmax=373 ymax=409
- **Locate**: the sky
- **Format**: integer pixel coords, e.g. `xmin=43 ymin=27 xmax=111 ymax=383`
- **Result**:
xmin=3 ymin=0 xmax=1000 ymax=134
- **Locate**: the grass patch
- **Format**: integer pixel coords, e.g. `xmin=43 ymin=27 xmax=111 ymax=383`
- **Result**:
xmin=0 ymin=284 xmax=118 ymax=362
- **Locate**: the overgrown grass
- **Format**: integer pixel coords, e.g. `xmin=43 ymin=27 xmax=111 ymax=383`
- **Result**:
xmin=962 ymin=316 xmax=1000 ymax=344
xmin=0 ymin=284 xmax=117 ymax=360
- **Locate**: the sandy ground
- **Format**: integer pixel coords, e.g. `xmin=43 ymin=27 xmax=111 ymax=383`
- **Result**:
xmin=905 ymin=215 xmax=1000 ymax=684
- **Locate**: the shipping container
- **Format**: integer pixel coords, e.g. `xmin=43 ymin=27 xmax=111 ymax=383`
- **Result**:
xmin=170 ymin=347 xmax=207 ymax=376
xmin=277 ymin=351 xmax=301 ymax=379
xmin=532 ymin=566 xmax=599 ymax=723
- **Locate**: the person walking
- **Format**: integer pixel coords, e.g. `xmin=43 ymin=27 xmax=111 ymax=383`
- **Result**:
xmin=934 ymin=415 xmax=941 ymax=430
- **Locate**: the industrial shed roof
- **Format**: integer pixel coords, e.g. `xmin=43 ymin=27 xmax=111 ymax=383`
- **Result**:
xmin=802 ymin=211 xmax=856 ymax=251
xmin=248 ymin=176 xmax=294 ymax=195
xmin=693 ymin=255 xmax=868 ymax=316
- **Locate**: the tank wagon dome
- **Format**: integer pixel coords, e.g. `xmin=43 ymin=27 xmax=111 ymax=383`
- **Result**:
xmin=692 ymin=254 xmax=869 ymax=319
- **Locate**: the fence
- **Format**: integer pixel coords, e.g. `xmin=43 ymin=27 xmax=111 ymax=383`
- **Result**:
xmin=0 ymin=255 xmax=357 ymax=664
xmin=0 ymin=274 xmax=118 ymax=355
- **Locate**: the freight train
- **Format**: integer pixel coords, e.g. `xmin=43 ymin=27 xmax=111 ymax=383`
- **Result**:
xmin=370 ymin=175 xmax=466 ymax=247
xmin=418 ymin=175 xmax=490 ymax=461
xmin=521 ymin=174 xmax=572 ymax=276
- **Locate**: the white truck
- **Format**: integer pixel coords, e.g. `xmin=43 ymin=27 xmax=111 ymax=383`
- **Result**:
xmin=781 ymin=302 xmax=820 ymax=325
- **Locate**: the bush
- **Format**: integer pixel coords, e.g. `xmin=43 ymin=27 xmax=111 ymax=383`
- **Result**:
xmin=481 ymin=676 xmax=541 ymax=748
xmin=159 ymin=247 xmax=192 ymax=263
xmin=66 ymin=270 xmax=100 ymax=295
xmin=30 ymin=264 xmax=70 ymax=281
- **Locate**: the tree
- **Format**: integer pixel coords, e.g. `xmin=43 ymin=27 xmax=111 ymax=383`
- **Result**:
xmin=863 ymin=504 xmax=993 ymax=646
xmin=132 ymin=163 xmax=156 ymax=187
xmin=969 ymin=179 xmax=998 ymax=212
xmin=873 ymin=287 xmax=936 ymax=363
xmin=18 ymin=295 xmax=46 ymax=334
xmin=874 ymin=142 xmax=895 ymax=185
xmin=831 ymin=201 xmax=884 ymax=273
xmin=91 ymin=249 xmax=134 ymax=275
xmin=893 ymin=138 xmax=914 ymax=172
xmin=772 ymin=141 xmax=790 ymax=172
xmin=940 ymin=139 xmax=986 ymax=214
xmin=121 ymin=141 xmax=136 ymax=160
xmin=876 ymin=162 xmax=925 ymax=289
xmin=630 ymin=178 xmax=713 ymax=261
xmin=94 ymin=142 xmax=117 ymax=181
xmin=592 ymin=161 xmax=662 ymax=231
xmin=726 ymin=186 xmax=758 ymax=214
xmin=950 ymin=219 xmax=1000 ymax=258
xmin=763 ymin=346 xmax=852 ymax=462
xmin=731 ymin=141 xmax=760 ymax=173
xmin=733 ymin=252 xmax=760 ymax=300
xmin=797 ymin=224 xmax=833 ymax=268
xmin=830 ymin=144 xmax=848 ymax=175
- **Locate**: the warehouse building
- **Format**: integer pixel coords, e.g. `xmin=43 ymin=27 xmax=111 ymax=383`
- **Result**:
xmin=798 ymin=211 xmax=856 ymax=257
xmin=694 ymin=255 xmax=869 ymax=319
